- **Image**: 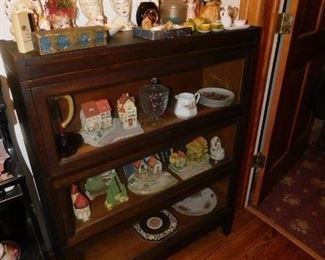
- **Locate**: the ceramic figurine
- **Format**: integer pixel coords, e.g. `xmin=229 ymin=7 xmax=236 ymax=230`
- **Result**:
xmin=78 ymin=0 xmax=105 ymax=26
xmin=80 ymin=99 xmax=112 ymax=132
xmin=186 ymin=136 xmax=209 ymax=162
xmin=109 ymin=0 xmax=133 ymax=31
xmin=210 ymin=136 xmax=225 ymax=162
xmin=145 ymin=155 xmax=162 ymax=176
xmin=47 ymin=0 xmax=77 ymax=29
xmin=169 ymin=137 xmax=211 ymax=180
xmin=127 ymin=155 xmax=178 ymax=195
xmin=84 ymin=174 xmax=107 ymax=200
xmin=103 ymin=169 xmax=128 ymax=210
xmin=168 ymin=150 xmax=187 ymax=173
xmin=133 ymin=159 xmax=148 ymax=180
xmin=186 ymin=0 xmax=197 ymax=20
xmin=199 ymin=0 xmax=221 ymax=22
xmin=117 ymin=93 xmax=138 ymax=129
xmin=71 ymin=184 xmax=91 ymax=222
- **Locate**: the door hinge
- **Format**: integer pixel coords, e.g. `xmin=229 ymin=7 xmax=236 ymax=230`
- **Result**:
xmin=252 ymin=152 xmax=266 ymax=168
xmin=276 ymin=13 xmax=294 ymax=34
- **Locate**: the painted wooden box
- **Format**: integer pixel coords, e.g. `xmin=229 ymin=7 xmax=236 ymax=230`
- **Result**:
xmin=32 ymin=26 xmax=108 ymax=55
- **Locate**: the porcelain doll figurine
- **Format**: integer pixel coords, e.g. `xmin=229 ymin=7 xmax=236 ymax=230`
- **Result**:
xmin=109 ymin=0 xmax=133 ymax=31
xmin=186 ymin=0 xmax=196 ymax=20
xmin=210 ymin=136 xmax=225 ymax=162
xmin=78 ymin=0 xmax=105 ymax=26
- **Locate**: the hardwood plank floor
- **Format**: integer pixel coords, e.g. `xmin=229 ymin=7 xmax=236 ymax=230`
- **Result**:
xmin=168 ymin=209 xmax=314 ymax=260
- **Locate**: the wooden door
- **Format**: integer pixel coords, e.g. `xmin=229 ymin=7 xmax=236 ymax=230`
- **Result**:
xmin=249 ymin=0 xmax=325 ymax=204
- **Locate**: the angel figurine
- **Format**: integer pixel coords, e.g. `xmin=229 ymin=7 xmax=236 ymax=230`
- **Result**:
xmin=109 ymin=0 xmax=133 ymax=31
xmin=210 ymin=136 xmax=225 ymax=162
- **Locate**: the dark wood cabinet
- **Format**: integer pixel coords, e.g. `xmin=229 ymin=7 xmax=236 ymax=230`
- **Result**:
xmin=0 ymin=28 xmax=259 ymax=259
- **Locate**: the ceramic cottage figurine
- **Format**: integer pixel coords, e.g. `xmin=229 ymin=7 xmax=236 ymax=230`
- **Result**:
xmin=71 ymin=184 xmax=91 ymax=222
xmin=80 ymin=99 xmax=113 ymax=132
xmin=186 ymin=136 xmax=209 ymax=162
xmin=117 ymin=93 xmax=138 ymax=129
xmin=210 ymin=136 xmax=225 ymax=162
xmin=168 ymin=150 xmax=187 ymax=174
xmin=102 ymin=169 xmax=128 ymax=210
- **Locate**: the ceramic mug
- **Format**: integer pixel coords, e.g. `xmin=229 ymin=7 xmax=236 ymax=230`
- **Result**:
xmin=174 ymin=92 xmax=200 ymax=119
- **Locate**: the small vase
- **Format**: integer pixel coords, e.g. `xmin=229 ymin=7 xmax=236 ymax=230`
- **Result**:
xmin=159 ymin=0 xmax=187 ymax=24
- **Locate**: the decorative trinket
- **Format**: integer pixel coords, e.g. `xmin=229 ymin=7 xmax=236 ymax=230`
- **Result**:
xmin=79 ymin=0 xmax=105 ymax=26
xmin=50 ymin=95 xmax=83 ymax=158
xmin=80 ymin=95 xmax=143 ymax=147
xmin=133 ymin=209 xmax=178 ymax=241
xmin=71 ymin=184 xmax=91 ymax=222
xmin=117 ymin=93 xmax=138 ymax=129
xmin=126 ymin=155 xmax=178 ymax=195
xmin=168 ymin=137 xmax=212 ymax=180
xmin=210 ymin=136 xmax=225 ymax=162
xmin=109 ymin=0 xmax=133 ymax=31
xmin=103 ymin=169 xmax=128 ymax=210
xmin=5 ymin=0 xmax=43 ymax=37
xmin=139 ymin=78 xmax=169 ymax=125
xmin=80 ymin=99 xmax=113 ymax=132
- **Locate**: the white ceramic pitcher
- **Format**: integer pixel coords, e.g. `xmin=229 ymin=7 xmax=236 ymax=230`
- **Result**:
xmin=174 ymin=92 xmax=200 ymax=119
xmin=220 ymin=5 xmax=232 ymax=28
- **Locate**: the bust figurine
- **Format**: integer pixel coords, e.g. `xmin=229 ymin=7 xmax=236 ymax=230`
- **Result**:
xmin=210 ymin=136 xmax=225 ymax=162
xmin=79 ymin=0 xmax=105 ymax=26
xmin=110 ymin=0 xmax=133 ymax=31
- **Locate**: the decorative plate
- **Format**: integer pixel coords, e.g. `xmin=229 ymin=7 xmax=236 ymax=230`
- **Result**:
xmin=224 ymin=24 xmax=250 ymax=30
xmin=133 ymin=209 xmax=178 ymax=241
xmin=172 ymin=188 xmax=217 ymax=216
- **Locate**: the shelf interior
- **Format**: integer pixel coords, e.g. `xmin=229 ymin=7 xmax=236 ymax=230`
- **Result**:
xmin=84 ymin=177 xmax=229 ymax=260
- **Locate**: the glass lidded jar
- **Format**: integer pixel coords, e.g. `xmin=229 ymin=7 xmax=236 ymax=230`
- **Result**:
xmin=139 ymin=78 xmax=169 ymax=125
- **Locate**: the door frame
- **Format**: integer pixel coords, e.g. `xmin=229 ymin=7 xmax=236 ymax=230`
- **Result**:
xmin=237 ymin=0 xmax=287 ymax=207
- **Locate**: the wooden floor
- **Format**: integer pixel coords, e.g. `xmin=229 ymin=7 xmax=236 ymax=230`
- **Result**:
xmin=168 ymin=209 xmax=313 ymax=260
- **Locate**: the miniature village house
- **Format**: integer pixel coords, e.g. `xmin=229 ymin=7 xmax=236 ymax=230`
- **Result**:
xmin=146 ymin=155 xmax=162 ymax=175
xmin=117 ymin=93 xmax=137 ymax=129
xmin=133 ymin=159 xmax=148 ymax=179
xmin=70 ymin=184 xmax=91 ymax=222
xmin=80 ymin=99 xmax=112 ymax=132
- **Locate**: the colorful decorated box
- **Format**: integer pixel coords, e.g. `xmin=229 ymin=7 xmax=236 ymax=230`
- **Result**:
xmin=32 ymin=26 xmax=108 ymax=55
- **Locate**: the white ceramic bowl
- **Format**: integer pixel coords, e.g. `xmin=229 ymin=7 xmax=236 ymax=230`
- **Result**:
xmin=233 ymin=19 xmax=247 ymax=27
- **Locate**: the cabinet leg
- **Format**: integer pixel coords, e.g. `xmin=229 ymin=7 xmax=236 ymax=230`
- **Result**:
xmin=222 ymin=218 xmax=233 ymax=235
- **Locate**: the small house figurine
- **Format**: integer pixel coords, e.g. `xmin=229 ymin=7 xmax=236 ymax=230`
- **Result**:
xmin=117 ymin=93 xmax=138 ymax=129
xmin=80 ymin=99 xmax=112 ymax=133
xmin=71 ymin=184 xmax=91 ymax=222
xmin=168 ymin=151 xmax=187 ymax=173
xmin=210 ymin=136 xmax=225 ymax=162
xmin=133 ymin=159 xmax=148 ymax=180
xmin=186 ymin=136 xmax=209 ymax=162
xmin=145 ymin=155 xmax=162 ymax=176
xmin=103 ymin=169 xmax=128 ymax=210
